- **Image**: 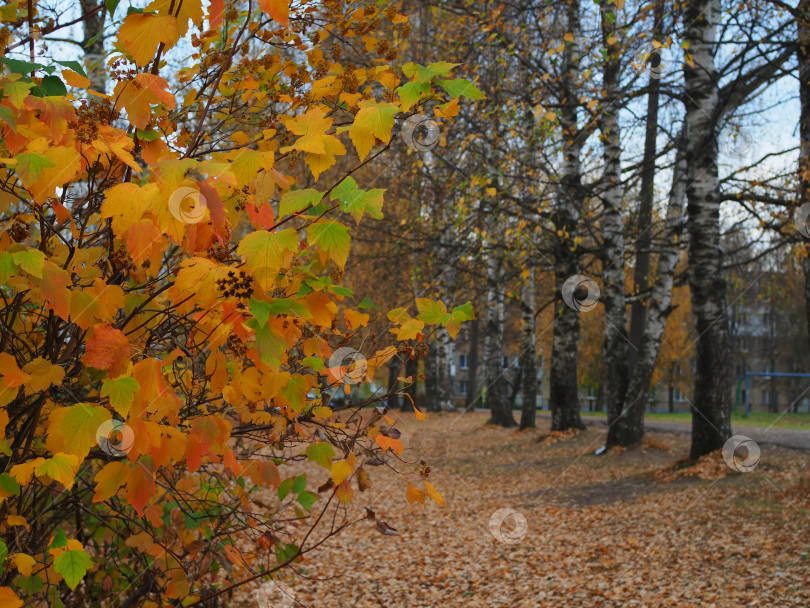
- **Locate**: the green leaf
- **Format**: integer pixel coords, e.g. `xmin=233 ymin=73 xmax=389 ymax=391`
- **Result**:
xmin=31 ymin=75 xmax=68 ymax=97
xmin=438 ymin=78 xmax=485 ymax=100
xmin=278 ymin=478 xmax=293 ymax=501
xmin=306 ymin=442 xmax=335 ymax=469
xmin=0 ymin=539 xmax=8 ymax=569
xmin=452 ymin=301 xmax=475 ymax=320
xmin=100 ymin=377 xmax=140 ymax=418
xmin=268 ymin=298 xmax=310 ymax=318
xmin=333 ymin=178 xmax=384 ymax=222
xmin=276 ymin=543 xmax=300 ymax=564
xmin=12 ymin=249 xmax=45 ymax=278
xmin=0 ymin=57 xmax=42 ymax=75
xmin=0 ymin=472 xmax=21 ymax=496
xmin=358 ymin=297 xmax=380 ymax=310
xmin=49 ymin=530 xmax=68 ymax=551
xmin=279 ymin=189 xmax=322 ymax=216
xmin=297 ymin=491 xmax=318 ymax=510
xmin=302 ymin=356 xmax=324 ymax=372
xmin=104 ymin=0 xmax=120 ymax=17
xmin=55 ymin=60 xmax=87 ymax=77
xmin=248 ymin=298 xmax=271 ymax=328
xmin=0 ymin=252 xmax=18 ymax=284
xmin=245 ymin=319 xmax=285 ymax=368
xmin=53 ymin=549 xmax=92 ymax=590
xmin=396 ymin=81 xmax=431 ymax=111
xmin=426 ymin=61 xmax=460 ymax=76
xmin=14 ymin=152 xmax=55 ymax=185
xmin=307 ymin=221 xmax=350 ymax=268
xmin=291 ymin=474 xmax=307 ymax=494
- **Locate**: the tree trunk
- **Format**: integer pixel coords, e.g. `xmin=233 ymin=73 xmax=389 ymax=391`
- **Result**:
xmin=484 ymin=247 xmax=515 ymax=427
xmin=80 ymin=0 xmax=107 ymax=94
xmin=520 ymin=268 xmax=538 ymax=429
xmin=601 ymin=3 xmax=632 ymax=448
xmin=683 ymin=0 xmax=732 ymax=459
xmin=434 ymin=326 xmax=457 ymax=411
xmin=798 ymin=0 xmax=810 ymax=354
xmin=549 ymin=0 xmax=585 ymax=432
xmin=628 ymin=0 xmax=664 ymax=365
xmin=465 ymin=317 xmax=480 ymax=410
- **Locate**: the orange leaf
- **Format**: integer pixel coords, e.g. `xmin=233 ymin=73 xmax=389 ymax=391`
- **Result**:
xmin=38 ymin=260 xmax=71 ymax=320
xmin=126 ymin=461 xmax=156 ymax=516
xmin=424 ymin=480 xmax=445 ymax=506
xmin=117 ymin=13 xmax=181 ymax=67
xmin=258 ymin=0 xmax=289 ymax=26
xmin=406 ymin=481 xmax=425 ymax=504
xmin=82 ymin=324 xmax=132 ymax=376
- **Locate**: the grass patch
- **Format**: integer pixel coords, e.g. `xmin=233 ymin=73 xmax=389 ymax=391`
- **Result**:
xmin=578 ymin=410 xmax=810 ymax=430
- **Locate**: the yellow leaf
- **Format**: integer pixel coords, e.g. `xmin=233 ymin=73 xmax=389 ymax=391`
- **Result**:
xmin=11 ymin=553 xmax=36 ymax=576
xmin=424 ymin=480 xmax=445 ymax=506
xmin=35 ymin=453 xmax=81 ymax=489
xmin=62 ymin=69 xmax=91 ymax=89
xmin=6 ymin=515 xmax=28 ymax=529
xmin=47 ymin=404 xmax=111 ymax=460
xmin=92 ymin=461 xmax=129 ymax=503
xmin=258 ymin=0 xmax=289 ymax=26
xmin=22 ymin=357 xmax=65 ymax=395
xmin=330 ymin=460 xmax=352 ymax=485
xmin=10 ymin=458 xmax=45 ymax=485
xmin=406 ymin=481 xmax=425 ymax=504
xmin=413 ymin=404 xmax=426 ymax=421
xmin=118 ymin=13 xmax=181 ymax=67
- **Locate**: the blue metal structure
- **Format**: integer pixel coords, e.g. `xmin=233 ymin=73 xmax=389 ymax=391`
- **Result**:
xmin=742 ymin=372 xmax=810 ymax=417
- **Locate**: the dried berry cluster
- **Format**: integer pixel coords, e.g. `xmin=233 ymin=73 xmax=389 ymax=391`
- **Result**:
xmin=216 ymin=270 xmax=253 ymax=308
xmin=6 ymin=215 xmax=30 ymax=243
xmin=68 ymin=99 xmax=119 ymax=144
xmin=227 ymin=333 xmax=246 ymax=357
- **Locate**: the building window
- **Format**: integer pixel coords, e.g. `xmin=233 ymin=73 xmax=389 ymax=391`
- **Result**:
xmin=762 ymin=390 xmax=769 ymax=405
xmin=459 ymin=354 xmax=468 ymax=369
xmin=458 ymin=380 xmax=467 ymax=395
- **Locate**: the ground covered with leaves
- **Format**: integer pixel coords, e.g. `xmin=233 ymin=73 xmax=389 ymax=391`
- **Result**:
xmin=244 ymin=412 xmax=810 ymax=607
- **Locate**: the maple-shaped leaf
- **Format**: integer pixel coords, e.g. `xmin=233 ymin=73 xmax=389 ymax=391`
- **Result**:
xmin=306 ymin=442 xmax=335 ymax=469
xmin=307 ymin=221 xmax=350 ymax=269
xmin=82 ymin=324 xmax=132 ymax=376
xmin=406 ymin=481 xmax=425 ymax=504
xmin=47 ymin=404 xmax=110 ymax=460
xmin=126 ymin=218 xmax=162 ymax=266
xmin=281 ymin=107 xmax=346 ymax=178
xmin=24 ymin=146 xmax=82 ymax=203
xmin=38 ymin=260 xmax=71 ymax=320
xmin=0 ymin=353 xmax=30 ymax=407
xmin=145 ymin=0 xmax=203 ymax=36
xmin=228 ymin=148 xmax=274 ymax=188
xmin=416 ymin=299 xmax=451 ymax=324
xmin=390 ymin=318 xmax=425 ymax=340
xmin=113 ymin=74 xmax=176 ymax=129
xmin=117 ymin=13 xmax=181 ymax=67
xmin=332 ymin=177 xmax=384 ymax=223
xmin=92 ymin=461 xmax=129 ymax=503
xmin=53 ymin=548 xmax=92 ymax=590
xmin=438 ymin=78 xmax=485 ymax=100
xmin=101 ymin=377 xmax=140 ymax=418
xmin=11 ymin=553 xmax=36 ymax=576
xmin=236 ymin=228 xmax=298 ymax=284
xmin=35 ymin=453 xmax=81 ymax=489
xmin=330 ymin=460 xmax=352 ymax=485
xmin=14 ymin=152 xmax=55 ymax=186
xmin=101 ymin=182 xmax=158 ymax=237
xmin=258 ymin=0 xmax=289 ymax=25
xmin=353 ymin=101 xmax=400 ymax=144
xmin=21 ymin=357 xmax=65 ymax=395
xmin=12 ymin=249 xmax=45 ymax=278
xmin=126 ymin=459 xmax=156 ymax=516
xmin=424 ymin=480 xmax=445 ymax=506
xmin=279 ymin=188 xmax=322 ymax=216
